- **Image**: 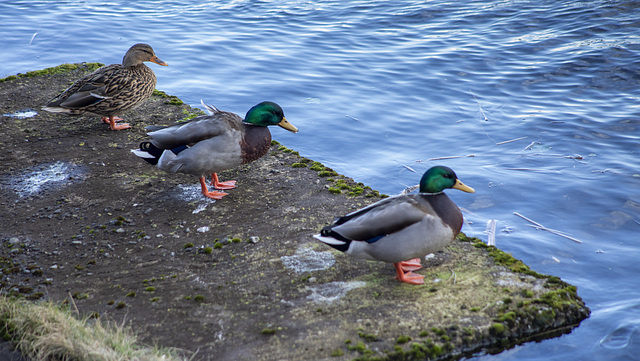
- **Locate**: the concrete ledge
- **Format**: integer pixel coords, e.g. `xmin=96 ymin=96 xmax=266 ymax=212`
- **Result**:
xmin=0 ymin=65 xmax=589 ymax=360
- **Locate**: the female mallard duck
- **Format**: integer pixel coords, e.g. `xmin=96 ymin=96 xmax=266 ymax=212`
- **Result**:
xmin=314 ymin=166 xmax=475 ymax=285
xmin=131 ymin=101 xmax=298 ymax=199
xmin=42 ymin=43 xmax=167 ymax=130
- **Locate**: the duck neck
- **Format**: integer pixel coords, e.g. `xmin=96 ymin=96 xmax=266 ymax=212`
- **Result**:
xmin=420 ymin=192 xmax=463 ymax=235
xmin=122 ymin=54 xmax=143 ymax=68
xmin=241 ymin=125 xmax=271 ymax=164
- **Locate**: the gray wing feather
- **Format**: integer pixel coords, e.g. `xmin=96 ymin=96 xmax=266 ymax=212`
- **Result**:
xmin=332 ymin=195 xmax=431 ymax=242
xmin=148 ymin=113 xmax=242 ymax=150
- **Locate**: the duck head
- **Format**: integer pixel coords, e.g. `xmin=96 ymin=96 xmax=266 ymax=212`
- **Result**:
xmin=122 ymin=43 xmax=168 ymax=68
xmin=419 ymin=166 xmax=475 ymax=194
xmin=244 ymin=101 xmax=298 ymax=133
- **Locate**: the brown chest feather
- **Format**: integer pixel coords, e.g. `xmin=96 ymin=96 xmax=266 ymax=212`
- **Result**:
xmin=241 ymin=125 xmax=272 ymax=164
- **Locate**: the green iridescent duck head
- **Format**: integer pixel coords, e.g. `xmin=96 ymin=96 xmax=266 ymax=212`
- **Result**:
xmin=244 ymin=101 xmax=298 ymax=133
xmin=419 ymin=166 xmax=475 ymax=194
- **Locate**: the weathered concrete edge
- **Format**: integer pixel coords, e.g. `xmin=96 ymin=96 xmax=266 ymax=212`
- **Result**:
xmin=0 ymin=64 xmax=591 ymax=361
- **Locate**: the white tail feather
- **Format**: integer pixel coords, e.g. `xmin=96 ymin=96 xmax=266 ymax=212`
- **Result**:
xmin=42 ymin=106 xmax=72 ymax=114
xmin=130 ymin=149 xmax=155 ymax=159
xmin=313 ymin=234 xmax=346 ymax=246
xmin=200 ymin=99 xmax=219 ymax=115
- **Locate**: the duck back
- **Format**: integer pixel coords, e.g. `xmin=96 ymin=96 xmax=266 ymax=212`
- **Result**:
xmin=44 ymin=63 xmax=156 ymax=117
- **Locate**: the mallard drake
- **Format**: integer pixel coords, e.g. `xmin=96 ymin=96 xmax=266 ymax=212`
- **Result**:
xmin=314 ymin=166 xmax=475 ymax=285
xmin=42 ymin=43 xmax=167 ymax=130
xmin=131 ymin=101 xmax=298 ymax=199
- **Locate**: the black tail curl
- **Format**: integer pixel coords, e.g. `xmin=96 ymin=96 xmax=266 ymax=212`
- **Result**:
xmin=320 ymin=226 xmax=351 ymax=253
xmin=138 ymin=142 xmax=189 ymax=166
xmin=139 ymin=142 xmax=162 ymax=165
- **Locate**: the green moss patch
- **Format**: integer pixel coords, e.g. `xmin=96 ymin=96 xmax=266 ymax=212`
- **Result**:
xmin=0 ymin=63 xmax=104 ymax=83
xmin=152 ymin=89 xmax=184 ymax=105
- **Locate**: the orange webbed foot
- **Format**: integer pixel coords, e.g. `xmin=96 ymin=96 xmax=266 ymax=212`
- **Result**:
xmin=203 ymin=190 xmax=228 ymax=200
xmin=110 ymin=123 xmax=131 ymax=130
xmin=200 ymin=177 xmax=228 ymax=200
xmin=101 ymin=116 xmax=124 ymax=124
xmin=394 ymin=263 xmax=425 ymax=285
xmin=104 ymin=116 xmax=130 ymax=130
xmin=211 ymin=173 xmax=236 ymax=190
xmin=399 ymin=258 xmax=422 ymax=272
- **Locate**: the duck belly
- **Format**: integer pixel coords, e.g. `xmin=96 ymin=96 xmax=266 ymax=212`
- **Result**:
xmin=165 ymin=139 xmax=243 ymax=177
xmin=347 ymin=219 xmax=456 ymax=264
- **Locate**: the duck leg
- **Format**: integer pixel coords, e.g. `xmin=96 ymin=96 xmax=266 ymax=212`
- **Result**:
xmin=211 ymin=173 xmax=237 ymax=190
xmin=393 ymin=263 xmax=424 ymax=285
xmin=102 ymin=116 xmax=130 ymax=130
xmin=399 ymin=258 xmax=422 ymax=272
xmin=101 ymin=116 xmax=124 ymax=124
xmin=199 ymin=177 xmax=228 ymax=199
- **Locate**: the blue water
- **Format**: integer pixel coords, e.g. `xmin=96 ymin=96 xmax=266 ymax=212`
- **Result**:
xmin=1 ymin=1 xmax=639 ymax=360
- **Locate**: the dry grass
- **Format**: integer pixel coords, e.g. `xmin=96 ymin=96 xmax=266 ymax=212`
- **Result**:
xmin=0 ymin=296 xmax=188 ymax=361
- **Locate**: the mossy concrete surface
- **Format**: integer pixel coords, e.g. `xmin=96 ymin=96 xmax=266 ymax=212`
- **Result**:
xmin=0 ymin=65 xmax=589 ymax=360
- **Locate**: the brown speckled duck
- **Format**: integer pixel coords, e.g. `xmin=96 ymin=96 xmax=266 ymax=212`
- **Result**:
xmin=42 ymin=43 xmax=167 ymax=130
xmin=131 ymin=101 xmax=298 ymax=199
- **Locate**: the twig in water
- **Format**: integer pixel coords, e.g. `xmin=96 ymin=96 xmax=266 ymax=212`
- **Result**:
xmin=496 ymin=136 xmax=527 ymax=145
xmin=485 ymin=219 xmax=496 ymax=246
xmin=591 ymin=169 xmax=619 ymax=174
xmin=565 ymin=154 xmax=584 ymax=160
xmin=427 ymin=154 xmax=476 ymax=161
xmin=507 ymin=168 xmax=561 ymax=174
xmin=524 ymin=142 xmax=535 ymax=151
xmin=401 ymin=164 xmax=417 ymax=173
xmin=29 ymin=32 xmax=38 ymax=45
xmin=519 ymin=153 xmax=572 ymax=158
xmin=524 ymin=225 xmax=584 ymax=244
xmin=513 ymin=212 xmax=543 ymax=227
xmin=513 ymin=212 xmax=583 ymax=243
xmin=471 ymin=93 xmax=490 ymax=121
xmin=345 ymin=115 xmax=360 ymax=122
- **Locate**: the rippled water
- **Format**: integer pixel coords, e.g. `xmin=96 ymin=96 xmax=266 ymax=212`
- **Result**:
xmin=1 ymin=1 xmax=639 ymax=360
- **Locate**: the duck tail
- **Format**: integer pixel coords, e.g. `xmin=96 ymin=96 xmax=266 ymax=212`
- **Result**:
xmin=131 ymin=142 xmax=190 ymax=173
xmin=130 ymin=142 xmax=164 ymax=165
xmin=42 ymin=105 xmax=74 ymax=114
xmin=313 ymin=226 xmax=351 ymax=253
xmin=200 ymin=99 xmax=220 ymax=115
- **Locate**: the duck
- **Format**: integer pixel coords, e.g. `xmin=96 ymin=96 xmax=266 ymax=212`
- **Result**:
xmin=314 ymin=166 xmax=475 ymax=285
xmin=42 ymin=43 xmax=167 ymax=130
xmin=131 ymin=101 xmax=298 ymax=199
